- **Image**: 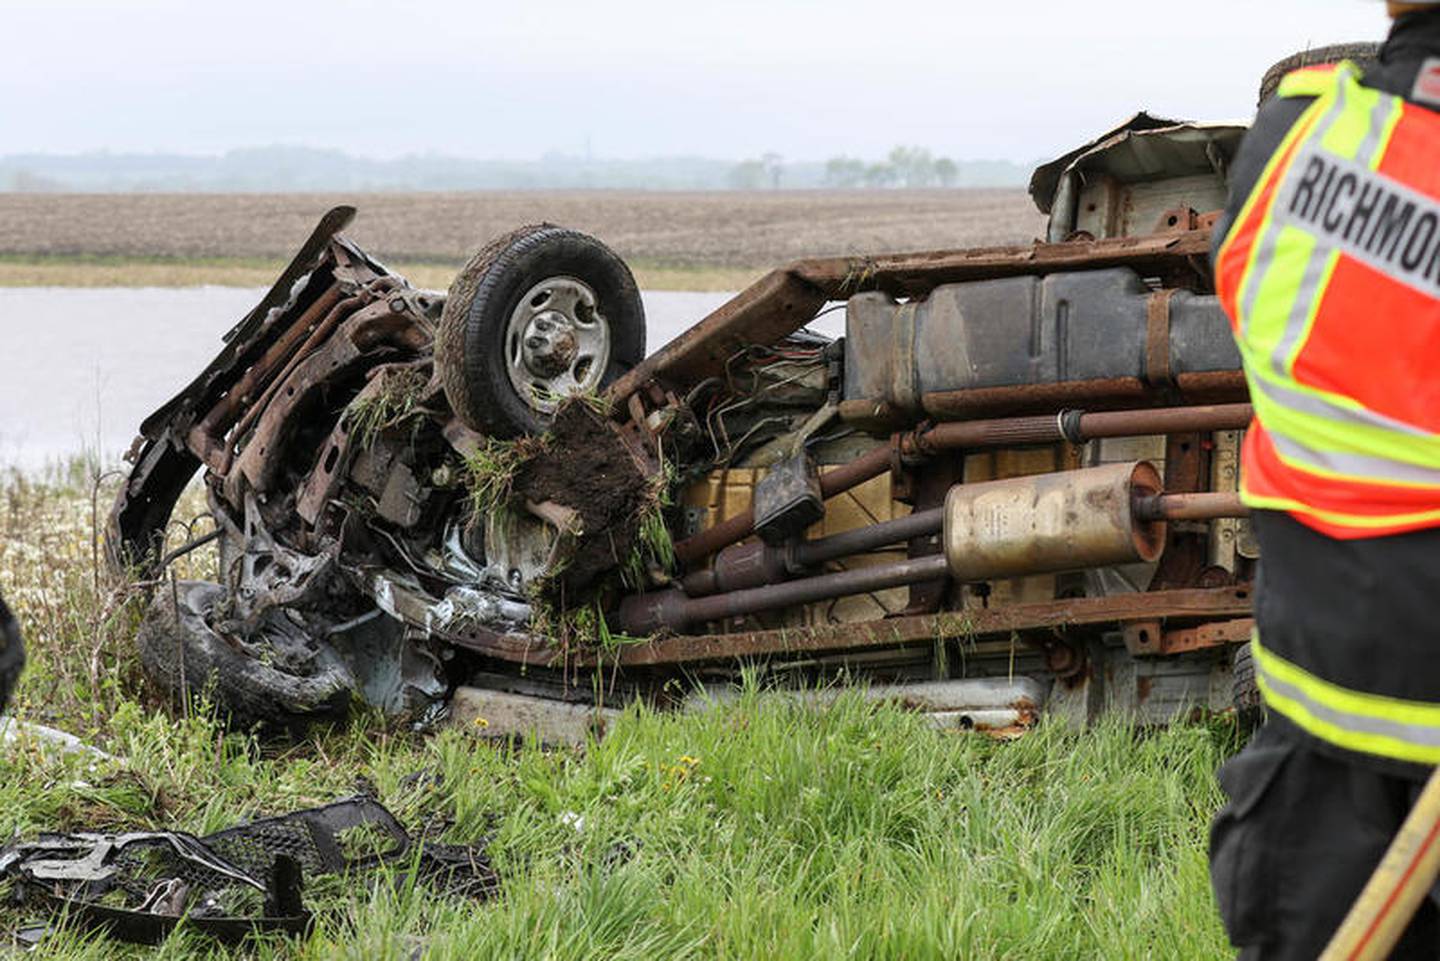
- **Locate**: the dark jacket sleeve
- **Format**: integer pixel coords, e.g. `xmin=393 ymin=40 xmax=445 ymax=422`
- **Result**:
xmin=1210 ymin=96 xmax=1314 ymax=264
xmin=0 ymin=594 xmax=22 ymax=717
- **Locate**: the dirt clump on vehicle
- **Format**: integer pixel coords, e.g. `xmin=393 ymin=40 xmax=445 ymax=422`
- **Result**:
xmin=513 ymin=400 xmax=662 ymax=599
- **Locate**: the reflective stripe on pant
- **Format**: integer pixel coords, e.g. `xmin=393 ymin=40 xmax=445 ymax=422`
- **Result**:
xmin=1254 ymin=635 xmax=1440 ymax=766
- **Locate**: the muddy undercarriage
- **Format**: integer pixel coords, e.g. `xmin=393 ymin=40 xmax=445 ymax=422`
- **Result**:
xmin=108 ymin=116 xmax=1270 ymax=739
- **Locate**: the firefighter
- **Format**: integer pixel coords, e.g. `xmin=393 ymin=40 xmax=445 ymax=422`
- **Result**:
xmin=1210 ymin=3 xmax=1440 ymax=957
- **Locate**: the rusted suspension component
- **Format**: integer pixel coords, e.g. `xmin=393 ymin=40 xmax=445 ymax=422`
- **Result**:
xmin=1122 ymin=616 xmax=1255 ymax=657
xmin=672 ymin=402 xmax=1254 ymax=566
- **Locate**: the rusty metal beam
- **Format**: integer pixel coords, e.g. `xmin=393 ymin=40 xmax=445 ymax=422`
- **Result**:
xmin=186 ymin=286 xmax=346 ymax=471
xmin=140 ymin=206 xmax=356 ymax=443
xmin=439 ymin=586 xmax=1252 ymax=670
xmin=592 ymin=585 xmax=1253 ymax=668
xmin=789 ymin=229 xmax=1214 ymax=299
xmin=446 ymin=630 xmax=567 ymax=668
xmin=605 ymin=269 xmax=828 ymax=404
xmin=914 ymin=370 xmax=1249 ymax=421
xmin=1123 ymin=616 xmax=1254 ymax=657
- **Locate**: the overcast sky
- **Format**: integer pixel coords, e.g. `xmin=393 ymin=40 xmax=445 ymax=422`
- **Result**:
xmin=4 ymin=0 xmax=1386 ymax=163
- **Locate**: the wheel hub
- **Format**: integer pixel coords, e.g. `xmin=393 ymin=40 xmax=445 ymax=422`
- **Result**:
xmin=505 ymin=276 xmax=612 ymax=414
xmin=520 ymin=313 xmax=580 ymax=379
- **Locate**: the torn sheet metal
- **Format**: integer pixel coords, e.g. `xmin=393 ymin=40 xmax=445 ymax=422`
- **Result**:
xmin=1030 ymin=112 xmax=1248 ymax=242
xmin=1030 ymin=112 xmax=1192 ymax=214
xmin=364 ymin=571 xmax=533 ymax=638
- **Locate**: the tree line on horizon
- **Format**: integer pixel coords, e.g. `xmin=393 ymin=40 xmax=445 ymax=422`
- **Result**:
xmin=0 ymin=145 xmax=1031 ymax=193
xmin=729 ymin=146 xmax=977 ymax=190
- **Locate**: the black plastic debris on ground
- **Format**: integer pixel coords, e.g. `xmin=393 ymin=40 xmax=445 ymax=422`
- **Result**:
xmin=0 ymin=796 xmax=498 ymax=946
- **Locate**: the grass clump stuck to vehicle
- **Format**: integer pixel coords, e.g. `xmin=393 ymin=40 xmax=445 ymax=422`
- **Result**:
xmin=342 ymin=366 xmax=431 ymax=451
xmin=1 ymin=462 xmax=1238 ymax=959
xmin=460 ymin=435 xmax=548 ymax=522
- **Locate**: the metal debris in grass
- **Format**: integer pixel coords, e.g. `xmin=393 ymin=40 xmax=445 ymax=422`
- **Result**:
xmin=0 ymin=795 xmax=498 ymax=947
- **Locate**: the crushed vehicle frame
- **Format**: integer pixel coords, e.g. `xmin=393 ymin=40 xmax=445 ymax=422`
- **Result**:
xmin=109 ymin=108 xmax=1269 ymax=735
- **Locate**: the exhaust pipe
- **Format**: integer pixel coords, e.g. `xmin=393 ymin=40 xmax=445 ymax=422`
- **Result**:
xmin=622 ymin=461 xmax=1198 ymax=634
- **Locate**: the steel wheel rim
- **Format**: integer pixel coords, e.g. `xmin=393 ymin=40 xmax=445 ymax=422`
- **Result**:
xmin=504 ymin=276 xmax=611 ymax=415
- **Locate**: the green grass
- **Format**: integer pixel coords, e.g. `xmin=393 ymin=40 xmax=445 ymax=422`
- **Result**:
xmin=461 ymin=437 xmax=545 ymax=521
xmin=0 ymin=463 xmax=1239 ymax=959
xmin=342 ymin=367 xmax=429 ymax=451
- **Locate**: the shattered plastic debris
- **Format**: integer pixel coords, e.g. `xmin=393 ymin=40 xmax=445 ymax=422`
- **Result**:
xmin=1 ymin=796 xmax=498 ymax=946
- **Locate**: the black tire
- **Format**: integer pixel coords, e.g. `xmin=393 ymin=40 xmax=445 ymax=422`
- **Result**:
xmin=137 ymin=581 xmax=354 ymax=732
xmin=436 ymin=225 xmax=645 ymax=438
xmin=1232 ymin=641 xmax=1264 ymax=730
xmin=1257 ymin=43 xmax=1381 ymax=106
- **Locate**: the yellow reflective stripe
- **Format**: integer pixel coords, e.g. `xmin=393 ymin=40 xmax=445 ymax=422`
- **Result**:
xmin=1234 ymin=75 xmax=1355 ymax=341
xmin=1266 ymin=77 xmax=1392 ymax=374
xmin=1246 ymin=360 xmax=1433 ymax=438
xmin=1257 ymin=677 xmax=1440 ymax=764
xmin=1278 ymin=65 xmax=1342 ymax=99
xmin=1269 ymin=433 xmax=1440 ymax=490
xmin=1219 ymin=94 xmax=1337 ymax=334
xmin=1321 ymin=77 xmax=1381 ymax=160
xmin=1238 ymin=488 xmax=1440 ymax=530
xmin=1272 ymin=246 xmax=1336 ymax=377
xmin=1253 ymin=636 xmax=1440 ymax=765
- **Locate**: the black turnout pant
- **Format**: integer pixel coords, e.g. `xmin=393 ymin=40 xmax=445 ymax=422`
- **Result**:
xmin=1210 ymin=720 xmax=1440 ymax=959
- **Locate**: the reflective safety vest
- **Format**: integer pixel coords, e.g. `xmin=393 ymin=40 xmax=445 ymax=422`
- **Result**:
xmin=1216 ymin=61 xmax=1440 ymax=540
xmin=1219 ymin=63 xmax=1440 ymax=766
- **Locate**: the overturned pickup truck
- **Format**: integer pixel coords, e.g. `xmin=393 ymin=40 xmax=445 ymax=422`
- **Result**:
xmin=110 ymin=106 xmax=1288 ymax=736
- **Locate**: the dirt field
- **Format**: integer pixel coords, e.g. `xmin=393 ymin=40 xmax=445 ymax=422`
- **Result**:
xmin=0 ymin=190 xmax=1045 ymax=279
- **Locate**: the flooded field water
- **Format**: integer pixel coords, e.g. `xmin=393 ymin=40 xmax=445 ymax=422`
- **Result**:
xmin=1 ymin=287 xmax=838 ymax=470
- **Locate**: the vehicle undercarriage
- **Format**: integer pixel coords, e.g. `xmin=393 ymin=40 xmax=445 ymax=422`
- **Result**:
xmin=108 ymin=112 xmax=1276 ymax=739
